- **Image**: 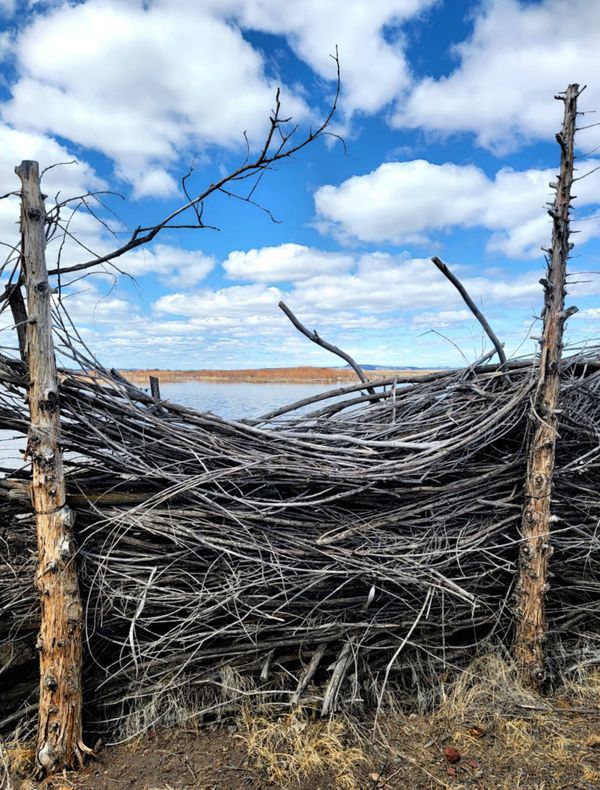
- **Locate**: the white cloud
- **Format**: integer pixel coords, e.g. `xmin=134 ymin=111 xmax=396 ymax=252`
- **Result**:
xmin=154 ymin=252 xmax=543 ymax=327
xmin=0 ymin=123 xmax=105 ymax=274
xmin=3 ymin=0 xmax=310 ymax=196
xmin=223 ymin=243 xmax=352 ymax=282
xmin=119 ymin=244 xmax=215 ymax=287
xmin=216 ymin=0 xmax=437 ymax=116
xmin=315 ymin=159 xmax=600 ymax=258
xmin=49 ymin=245 xmax=600 ymax=371
xmin=395 ymin=0 xmax=600 ymax=151
xmin=411 ymin=309 xmax=473 ymax=326
xmin=291 ymin=254 xmax=542 ymax=314
xmin=1 ymin=0 xmax=443 ymax=196
xmin=154 ymin=283 xmax=284 ymax=319
xmin=0 ymin=0 xmax=15 ymax=17
xmin=55 ymin=281 xmax=134 ymax=327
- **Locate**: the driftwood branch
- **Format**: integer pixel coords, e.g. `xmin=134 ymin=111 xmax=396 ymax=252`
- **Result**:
xmin=278 ymin=301 xmax=376 ymax=396
xmin=431 ymin=256 xmax=507 ymax=368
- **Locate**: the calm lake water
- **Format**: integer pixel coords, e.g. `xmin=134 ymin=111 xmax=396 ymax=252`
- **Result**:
xmin=0 ymin=380 xmax=343 ymax=471
xmin=157 ymin=380 xmax=339 ymax=420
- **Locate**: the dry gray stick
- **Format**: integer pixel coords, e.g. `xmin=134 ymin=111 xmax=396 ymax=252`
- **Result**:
xmin=321 ymin=641 xmax=352 ymax=716
xmin=291 ymin=643 xmax=327 ymax=705
xmin=432 ymin=256 xmax=507 ymax=368
xmin=278 ymin=301 xmax=377 ymax=397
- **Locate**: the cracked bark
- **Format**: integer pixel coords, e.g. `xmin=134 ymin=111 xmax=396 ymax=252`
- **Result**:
xmin=513 ymin=85 xmax=581 ymax=690
xmin=17 ymin=160 xmax=90 ymax=773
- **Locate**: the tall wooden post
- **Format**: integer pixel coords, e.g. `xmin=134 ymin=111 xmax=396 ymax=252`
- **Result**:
xmin=17 ymin=161 xmax=88 ymax=772
xmin=513 ymin=85 xmax=581 ymax=689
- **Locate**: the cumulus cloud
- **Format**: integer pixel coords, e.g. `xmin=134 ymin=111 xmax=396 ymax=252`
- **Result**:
xmin=0 ymin=0 xmax=15 ymax=17
xmin=55 ymin=281 xmax=134 ymax=327
xmin=395 ymin=0 xmax=600 ymax=151
xmin=54 ymin=243 xmax=600 ymax=370
xmin=315 ymin=159 xmax=600 ymax=257
xmin=215 ymin=0 xmax=436 ymax=116
xmin=119 ymin=244 xmax=215 ymax=287
xmin=3 ymin=0 xmax=310 ymax=196
xmin=411 ymin=309 xmax=473 ymax=326
xmin=0 ymin=123 xmax=105 ymax=271
xmin=291 ymin=254 xmax=542 ymax=313
xmin=155 ymin=251 xmax=543 ymax=325
xmin=1 ymin=0 xmax=443 ymax=196
xmin=154 ymin=283 xmax=284 ymax=320
xmin=223 ymin=243 xmax=353 ymax=282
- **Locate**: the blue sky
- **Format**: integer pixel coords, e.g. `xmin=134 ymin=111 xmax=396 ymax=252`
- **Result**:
xmin=0 ymin=0 xmax=599 ymax=370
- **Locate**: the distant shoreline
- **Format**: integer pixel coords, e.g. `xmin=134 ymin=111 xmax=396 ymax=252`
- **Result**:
xmin=122 ymin=366 xmax=436 ymax=385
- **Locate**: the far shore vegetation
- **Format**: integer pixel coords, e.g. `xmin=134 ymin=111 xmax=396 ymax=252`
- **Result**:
xmin=122 ymin=366 xmax=437 ymax=385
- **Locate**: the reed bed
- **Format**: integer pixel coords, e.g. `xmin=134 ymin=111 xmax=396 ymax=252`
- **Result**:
xmin=1 ymin=340 xmax=600 ymax=740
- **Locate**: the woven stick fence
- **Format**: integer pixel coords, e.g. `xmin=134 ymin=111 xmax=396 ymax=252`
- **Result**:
xmin=2 ymin=338 xmax=600 ymax=739
xmin=1 ymin=83 xmax=598 ymax=756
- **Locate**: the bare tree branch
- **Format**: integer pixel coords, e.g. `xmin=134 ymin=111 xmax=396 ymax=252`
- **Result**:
xmin=431 ymin=256 xmax=507 ymax=368
xmin=278 ymin=300 xmax=376 ymax=397
xmin=45 ymin=49 xmax=341 ymax=277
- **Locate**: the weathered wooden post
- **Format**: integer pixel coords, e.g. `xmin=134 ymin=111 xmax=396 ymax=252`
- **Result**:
xmin=149 ymin=374 xmax=161 ymax=400
xmin=17 ymin=160 xmax=89 ymax=772
xmin=513 ymin=85 xmax=581 ymax=689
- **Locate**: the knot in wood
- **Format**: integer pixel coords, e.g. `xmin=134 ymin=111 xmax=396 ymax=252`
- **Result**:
xmin=45 ymin=559 xmax=57 ymax=574
xmin=35 ymin=281 xmax=48 ymax=294
xmin=27 ymin=207 xmax=42 ymax=220
xmin=44 ymin=673 xmax=58 ymax=690
xmin=37 ymin=743 xmax=56 ymax=770
xmin=40 ymin=389 xmax=59 ymax=412
xmin=533 ymin=666 xmax=546 ymax=683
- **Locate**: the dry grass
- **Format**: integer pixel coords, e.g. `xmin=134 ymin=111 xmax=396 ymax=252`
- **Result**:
xmin=122 ymin=366 xmax=432 ymax=385
xmin=4 ymin=741 xmax=35 ymax=779
xmin=238 ymin=706 xmax=366 ymax=788
xmin=6 ymin=656 xmax=600 ymax=789
xmin=374 ymin=654 xmax=600 ymax=788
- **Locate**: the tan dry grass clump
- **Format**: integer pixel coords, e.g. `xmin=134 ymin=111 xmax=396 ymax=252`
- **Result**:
xmin=434 ymin=653 xmax=543 ymax=726
xmin=238 ymin=706 xmax=366 ymax=788
xmin=3 ymin=740 xmax=35 ymax=779
xmin=562 ymin=665 xmax=600 ymax=707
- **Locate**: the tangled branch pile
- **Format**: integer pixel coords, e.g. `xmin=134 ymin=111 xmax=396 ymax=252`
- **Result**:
xmin=2 ymin=341 xmax=600 ymax=739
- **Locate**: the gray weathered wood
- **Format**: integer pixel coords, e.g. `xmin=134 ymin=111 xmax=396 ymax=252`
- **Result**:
xmin=17 ymin=160 xmax=90 ymax=772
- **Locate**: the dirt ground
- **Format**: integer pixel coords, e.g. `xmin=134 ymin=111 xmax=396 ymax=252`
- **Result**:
xmin=6 ymin=709 xmax=600 ymax=790
xmin=7 ymin=659 xmax=600 ymax=789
